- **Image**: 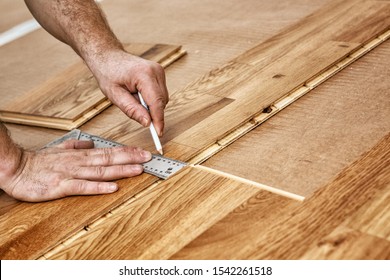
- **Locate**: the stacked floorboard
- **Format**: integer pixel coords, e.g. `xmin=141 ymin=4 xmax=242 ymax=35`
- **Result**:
xmin=0 ymin=43 xmax=186 ymax=130
xmin=0 ymin=0 xmax=389 ymax=259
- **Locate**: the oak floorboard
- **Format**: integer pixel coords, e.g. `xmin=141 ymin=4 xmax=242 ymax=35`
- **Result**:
xmin=102 ymin=0 xmax=330 ymax=94
xmin=85 ymin=93 xmax=234 ymax=155
xmin=301 ymin=226 xmax=390 ymax=259
xmin=4 ymin=0 xmax=330 ymax=150
xmin=1 ymin=0 xmax=386 ymax=260
xmin=173 ymin=133 xmax=390 ymax=259
xmin=0 ymin=43 xmax=185 ymax=130
xmin=346 ymin=183 xmax=390 ymax=241
xmin=246 ymin=133 xmax=390 ymax=259
xmin=0 ymin=29 xmax=79 ymax=106
xmin=171 ymin=0 xmax=390 ymax=150
xmin=0 ymin=164 xmax=176 ymax=259
xmin=46 ymin=167 xmax=261 ymax=259
xmin=203 ymin=40 xmax=390 ymax=197
xmin=171 ymin=190 xmax=299 ymax=259
xmin=235 ymin=0 xmax=390 ymax=67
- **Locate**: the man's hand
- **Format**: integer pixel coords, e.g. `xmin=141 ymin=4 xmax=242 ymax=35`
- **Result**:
xmin=24 ymin=0 xmax=169 ymax=136
xmin=89 ymin=50 xmax=169 ymax=136
xmin=0 ymin=139 xmax=152 ymax=202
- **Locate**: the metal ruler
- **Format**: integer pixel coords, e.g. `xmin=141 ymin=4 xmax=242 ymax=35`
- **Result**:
xmin=45 ymin=129 xmax=187 ymax=180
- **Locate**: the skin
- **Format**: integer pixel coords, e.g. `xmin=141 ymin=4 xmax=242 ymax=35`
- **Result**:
xmin=0 ymin=0 xmax=169 ymax=202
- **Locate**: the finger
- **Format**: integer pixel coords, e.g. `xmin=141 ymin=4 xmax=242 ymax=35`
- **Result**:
xmin=109 ymin=86 xmax=150 ymax=127
xmin=138 ymin=83 xmax=167 ymax=136
xmin=71 ymin=164 xmax=144 ymax=181
xmin=56 ymin=139 xmax=94 ymax=149
xmin=60 ymin=179 xmax=119 ymax=196
xmin=151 ymin=67 xmax=169 ymax=137
xmin=85 ymin=146 xmax=152 ymax=166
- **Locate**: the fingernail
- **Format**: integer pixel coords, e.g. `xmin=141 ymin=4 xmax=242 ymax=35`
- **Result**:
xmin=141 ymin=150 xmax=152 ymax=160
xmin=142 ymin=117 xmax=149 ymax=127
xmin=108 ymin=184 xmax=118 ymax=192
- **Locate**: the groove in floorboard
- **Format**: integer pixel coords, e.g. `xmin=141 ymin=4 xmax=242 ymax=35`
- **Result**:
xmin=189 ymin=30 xmax=389 ymax=166
xmin=40 ymin=31 xmax=389 ymax=259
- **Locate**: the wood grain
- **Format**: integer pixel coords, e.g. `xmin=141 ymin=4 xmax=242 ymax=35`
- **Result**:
xmin=0 ymin=43 xmax=185 ymax=130
xmin=173 ymin=133 xmax=390 ymax=259
xmin=95 ymin=93 xmax=234 ymax=154
xmin=203 ymin=40 xmax=390 ymax=197
xmin=1 ymin=0 xmax=389 ymax=260
xmin=171 ymin=190 xmax=299 ymax=259
xmin=0 ymin=170 xmax=158 ymax=259
xmin=346 ymin=183 xmax=390 ymax=241
xmin=301 ymin=226 xmax=390 ymax=259
xmin=3 ymin=0 xmax=331 ymax=149
xmin=171 ymin=0 xmax=390 ymax=150
xmin=45 ymin=167 xmax=261 ymax=259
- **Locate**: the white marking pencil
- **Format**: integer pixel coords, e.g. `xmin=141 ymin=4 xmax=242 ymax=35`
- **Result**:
xmin=137 ymin=92 xmax=163 ymax=155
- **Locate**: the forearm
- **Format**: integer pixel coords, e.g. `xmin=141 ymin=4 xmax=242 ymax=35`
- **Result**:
xmin=0 ymin=123 xmax=23 ymax=191
xmin=24 ymin=0 xmax=123 ymax=69
xmin=25 ymin=0 xmax=169 ymax=135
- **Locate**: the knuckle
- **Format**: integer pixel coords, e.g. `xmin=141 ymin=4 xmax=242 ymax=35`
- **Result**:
xmin=153 ymin=98 xmax=166 ymax=111
xmin=123 ymin=104 xmax=138 ymax=119
xmin=101 ymin=149 xmax=113 ymax=165
xmin=94 ymin=166 xmax=106 ymax=178
xmin=73 ymin=182 xmax=86 ymax=194
xmin=152 ymin=62 xmax=164 ymax=72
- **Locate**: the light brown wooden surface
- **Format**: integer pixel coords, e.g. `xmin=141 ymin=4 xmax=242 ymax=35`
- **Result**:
xmin=203 ymin=40 xmax=390 ymax=197
xmin=300 ymin=226 xmax=390 ymax=259
xmin=0 ymin=43 xmax=185 ymax=130
xmin=0 ymin=0 xmax=33 ymax=33
xmin=347 ymin=183 xmax=390 ymax=241
xmin=45 ymin=167 xmax=261 ymax=259
xmin=172 ymin=0 xmax=390 ymax=150
xmin=3 ymin=0 xmax=329 ymax=149
xmin=0 ymin=0 xmax=389 ymax=260
xmin=172 ymin=133 xmax=390 ymax=259
xmin=55 ymin=0 xmax=389 ymax=157
xmin=0 ymin=140 xmax=196 ymax=260
xmin=0 ymin=174 xmax=157 ymax=260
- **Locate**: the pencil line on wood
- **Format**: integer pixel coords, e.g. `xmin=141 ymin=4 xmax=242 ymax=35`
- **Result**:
xmin=193 ymin=165 xmax=305 ymax=201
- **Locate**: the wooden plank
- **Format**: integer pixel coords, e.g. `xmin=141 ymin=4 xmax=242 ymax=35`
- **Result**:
xmin=236 ymin=0 xmax=390 ymax=67
xmin=171 ymin=0 xmax=390 ymax=150
xmin=301 ymin=226 xmax=390 ymax=259
xmin=0 ymin=43 xmax=185 ymax=130
xmin=171 ymin=189 xmax=299 ymax=259
xmin=85 ymin=93 xmax=234 ymax=154
xmin=203 ymin=40 xmax=390 ymax=197
xmin=346 ymin=184 xmax=390 ymax=241
xmin=173 ymin=133 xmax=390 ymax=259
xmin=45 ymin=167 xmax=260 ymax=259
xmin=0 ymin=166 xmax=162 ymax=259
xmin=2 ymin=0 xmax=386 ymax=256
xmin=101 ymin=0 xmax=331 ymax=94
xmin=4 ymin=0 xmax=332 ymax=150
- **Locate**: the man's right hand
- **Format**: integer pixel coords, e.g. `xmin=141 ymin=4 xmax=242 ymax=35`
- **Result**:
xmin=0 ymin=139 xmax=152 ymax=202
